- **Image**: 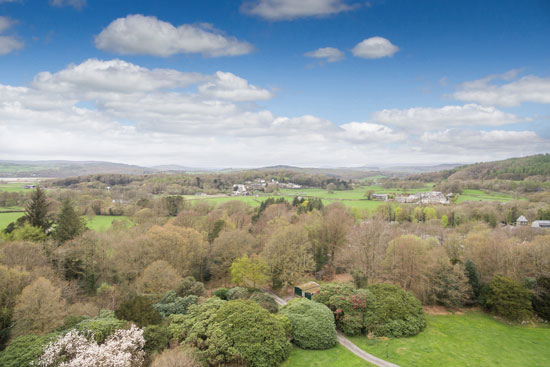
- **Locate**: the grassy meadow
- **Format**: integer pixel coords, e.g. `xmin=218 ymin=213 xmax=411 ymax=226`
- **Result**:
xmin=0 ymin=182 xmax=35 ymax=193
xmin=350 ymin=312 xmax=550 ymax=367
xmin=84 ymin=215 xmax=132 ymax=231
xmin=283 ymin=344 xmax=373 ymax=367
xmin=0 ymin=212 xmax=25 ymax=230
xmin=456 ymin=189 xmax=515 ymax=203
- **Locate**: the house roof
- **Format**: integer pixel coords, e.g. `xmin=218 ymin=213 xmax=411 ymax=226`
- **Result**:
xmin=296 ymin=282 xmax=320 ymax=292
xmin=517 ymin=215 xmax=528 ymax=222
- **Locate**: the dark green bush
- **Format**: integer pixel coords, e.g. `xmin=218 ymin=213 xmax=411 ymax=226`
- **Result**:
xmin=364 ymin=283 xmax=426 ymax=338
xmin=115 ymin=295 xmax=162 ymax=327
xmin=0 ymin=333 xmax=59 ymax=367
xmin=75 ymin=310 xmax=127 ymax=343
xmin=168 ymin=299 xmax=291 ymax=367
xmin=144 ymin=324 xmax=171 ymax=353
xmin=227 ymin=286 xmax=250 ymax=300
xmin=214 ymin=300 xmax=291 ymax=367
xmin=250 ymin=292 xmax=278 ymax=313
xmin=484 ymin=276 xmax=533 ymax=321
xmin=280 ymin=298 xmax=336 ymax=350
xmin=153 ymin=291 xmax=198 ymax=317
xmin=532 ymin=276 xmax=550 ymax=321
xmin=313 ymin=283 xmax=372 ymax=336
xmin=176 ymin=277 xmax=205 ymax=297
xmin=213 ymin=287 xmax=229 ymax=300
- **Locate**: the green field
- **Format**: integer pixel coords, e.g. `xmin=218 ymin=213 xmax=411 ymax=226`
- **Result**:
xmin=456 ymin=189 xmax=515 ymax=203
xmin=283 ymin=344 xmax=373 ymax=367
xmin=350 ymin=312 xmax=550 ymax=367
xmin=0 ymin=183 xmax=35 ymax=193
xmin=85 ymin=215 xmax=132 ymax=231
xmin=0 ymin=212 xmax=25 ymax=230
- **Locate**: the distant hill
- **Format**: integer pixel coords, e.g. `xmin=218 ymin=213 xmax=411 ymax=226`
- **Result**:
xmin=410 ymin=154 xmax=550 ymax=182
xmin=0 ymin=160 xmax=156 ymax=178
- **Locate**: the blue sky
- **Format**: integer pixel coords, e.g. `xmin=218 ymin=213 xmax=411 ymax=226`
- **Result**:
xmin=0 ymin=0 xmax=549 ymax=167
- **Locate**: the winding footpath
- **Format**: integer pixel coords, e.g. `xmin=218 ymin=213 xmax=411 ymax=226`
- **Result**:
xmin=269 ymin=293 xmax=399 ymax=367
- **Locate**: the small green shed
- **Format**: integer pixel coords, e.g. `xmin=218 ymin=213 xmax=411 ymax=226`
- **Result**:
xmin=294 ymin=282 xmax=321 ymax=300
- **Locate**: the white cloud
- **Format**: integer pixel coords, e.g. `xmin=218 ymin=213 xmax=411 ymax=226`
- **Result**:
xmin=0 ymin=16 xmax=23 ymax=55
xmin=371 ymin=104 xmax=527 ymax=130
xmin=453 ymin=71 xmax=550 ymax=107
xmin=304 ymin=47 xmax=345 ymax=62
xmin=420 ymin=129 xmax=545 ymax=154
xmin=32 ymin=58 xmax=206 ymax=95
xmin=1 ymin=58 xmax=547 ymax=167
xmin=241 ymin=0 xmax=358 ymax=20
xmin=339 ymin=122 xmax=405 ymax=143
xmin=198 ymin=71 xmax=272 ymax=101
xmin=95 ymin=15 xmax=254 ymax=57
xmin=49 ymin=0 xmax=86 ymax=10
xmin=352 ymin=37 xmax=399 ymax=59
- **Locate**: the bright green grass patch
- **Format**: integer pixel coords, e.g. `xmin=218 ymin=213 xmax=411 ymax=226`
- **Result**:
xmin=0 ymin=212 xmax=25 ymax=230
xmin=456 ymin=189 xmax=515 ymax=203
xmin=84 ymin=215 xmax=131 ymax=231
xmin=0 ymin=206 xmax=25 ymax=212
xmin=350 ymin=312 xmax=550 ymax=367
xmin=282 ymin=344 xmax=374 ymax=367
xmin=0 ymin=183 xmax=34 ymax=193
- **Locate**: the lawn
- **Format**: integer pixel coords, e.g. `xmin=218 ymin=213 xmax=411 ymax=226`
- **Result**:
xmin=282 ymin=344 xmax=373 ymax=367
xmin=0 ymin=212 xmax=25 ymax=230
xmin=84 ymin=215 xmax=132 ymax=231
xmin=350 ymin=312 xmax=550 ymax=367
xmin=456 ymin=189 xmax=515 ymax=203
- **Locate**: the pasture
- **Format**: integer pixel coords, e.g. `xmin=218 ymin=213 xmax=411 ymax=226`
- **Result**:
xmin=0 ymin=212 xmax=25 ymax=230
xmin=283 ymin=344 xmax=373 ymax=367
xmin=456 ymin=189 xmax=515 ymax=203
xmin=84 ymin=215 xmax=132 ymax=231
xmin=350 ymin=312 xmax=550 ymax=367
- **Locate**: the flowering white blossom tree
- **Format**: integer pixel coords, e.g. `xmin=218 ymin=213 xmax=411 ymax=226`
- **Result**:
xmin=34 ymin=325 xmax=146 ymax=367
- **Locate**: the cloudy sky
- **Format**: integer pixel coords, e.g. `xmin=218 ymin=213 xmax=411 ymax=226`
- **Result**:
xmin=0 ymin=0 xmax=549 ymax=167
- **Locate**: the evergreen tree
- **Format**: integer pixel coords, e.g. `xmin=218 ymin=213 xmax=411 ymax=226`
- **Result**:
xmin=464 ymin=260 xmax=482 ymax=299
xmin=54 ymin=198 xmax=87 ymax=243
xmin=25 ymin=186 xmax=51 ymax=231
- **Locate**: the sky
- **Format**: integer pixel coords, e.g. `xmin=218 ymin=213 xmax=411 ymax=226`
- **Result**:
xmin=0 ymin=0 xmax=549 ymax=168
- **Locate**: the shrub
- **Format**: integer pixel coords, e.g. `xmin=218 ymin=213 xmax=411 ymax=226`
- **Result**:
xmin=75 ymin=310 xmax=127 ymax=343
xmin=227 ymin=286 xmax=250 ymax=300
xmin=168 ymin=299 xmax=291 ymax=367
xmin=115 ymin=295 xmax=162 ymax=327
xmin=0 ymin=333 xmax=59 ymax=367
xmin=144 ymin=324 xmax=171 ymax=353
xmin=364 ymin=283 xmax=426 ymax=338
xmin=280 ymin=298 xmax=336 ymax=350
xmin=153 ymin=291 xmax=198 ymax=317
xmin=484 ymin=276 xmax=533 ymax=321
xmin=214 ymin=300 xmax=291 ymax=367
xmin=213 ymin=287 xmax=229 ymax=300
xmin=532 ymin=276 xmax=550 ymax=321
xmin=151 ymin=347 xmax=201 ymax=367
xmin=176 ymin=277 xmax=205 ymax=298
xmin=313 ymin=283 xmax=371 ymax=336
xmin=249 ymin=292 xmax=279 ymax=313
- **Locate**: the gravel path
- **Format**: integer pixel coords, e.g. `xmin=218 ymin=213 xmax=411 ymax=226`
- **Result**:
xmin=268 ymin=293 xmax=399 ymax=367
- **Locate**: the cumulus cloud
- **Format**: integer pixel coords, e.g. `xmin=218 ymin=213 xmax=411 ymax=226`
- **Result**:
xmin=1 ymin=58 xmax=547 ymax=167
xmin=50 ymin=0 xmax=86 ymax=10
xmin=32 ymin=58 xmax=206 ymax=95
xmin=339 ymin=122 xmax=405 ymax=143
xmin=371 ymin=104 xmax=527 ymax=130
xmin=198 ymin=71 xmax=272 ymax=101
xmin=352 ymin=37 xmax=399 ymax=59
xmin=453 ymin=71 xmax=550 ymax=107
xmin=0 ymin=16 xmax=23 ymax=55
xmin=304 ymin=47 xmax=345 ymax=62
xmin=95 ymin=15 xmax=254 ymax=57
xmin=420 ymin=129 xmax=545 ymax=154
xmin=241 ymin=0 xmax=358 ymax=20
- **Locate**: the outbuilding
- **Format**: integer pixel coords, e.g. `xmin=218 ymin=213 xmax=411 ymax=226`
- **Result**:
xmin=294 ymin=282 xmax=321 ymax=300
xmin=532 ymin=220 xmax=550 ymax=228
xmin=516 ymin=215 xmax=528 ymax=226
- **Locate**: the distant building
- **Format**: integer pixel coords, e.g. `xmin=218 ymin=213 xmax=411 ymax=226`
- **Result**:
xmin=532 ymin=220 xmax=550 ymax=228
xmin=372 ymin=193 xmax=388 ymax=201
xmin=395 ymin=191 xmax=449 ymax=205
xmin=516 ymin=215 xmax=528 ymax=226
xmin=21 ymin=184 xmax=36 ymax=189
xmin=294 ymin=282 xmax=321 ymax=300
